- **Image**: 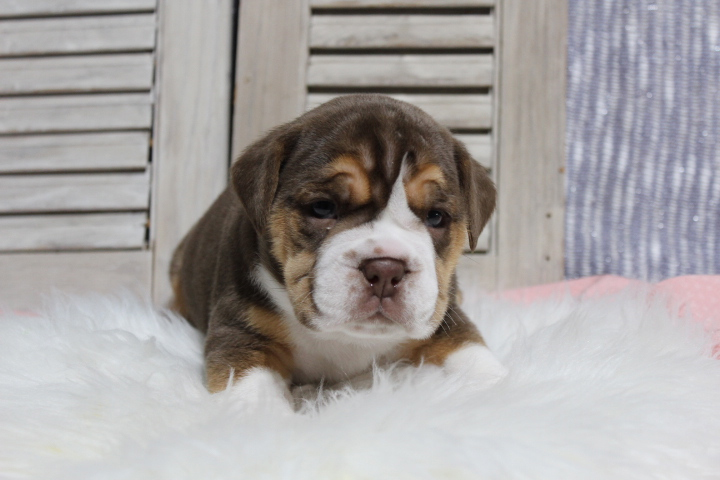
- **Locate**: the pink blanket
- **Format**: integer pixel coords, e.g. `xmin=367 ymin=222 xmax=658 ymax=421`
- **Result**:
xmin=501 ymin=275 xmax=720 ymax=353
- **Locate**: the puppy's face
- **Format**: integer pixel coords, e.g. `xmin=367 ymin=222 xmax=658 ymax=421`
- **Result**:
xmin=233 ymin=95 xmax=495 ymax=344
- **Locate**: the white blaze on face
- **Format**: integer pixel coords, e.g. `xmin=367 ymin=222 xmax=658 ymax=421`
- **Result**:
xmin=312 ymin=164 xmax=439 ymax=341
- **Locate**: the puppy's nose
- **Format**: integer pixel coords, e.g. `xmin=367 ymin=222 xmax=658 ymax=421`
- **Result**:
xmin=360 ymin=258 xmax=407 ymax=298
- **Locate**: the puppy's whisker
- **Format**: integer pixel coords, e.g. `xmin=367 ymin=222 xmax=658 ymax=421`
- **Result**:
xmin=439 ymin=321 xmax=450 ymax=336
xmin=446 ymin=306 xmax=461 ymax=326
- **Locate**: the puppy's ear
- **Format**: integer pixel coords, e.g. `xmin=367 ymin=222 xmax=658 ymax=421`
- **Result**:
xmin=231 ymin=123 xmax=300 ymax=233
xmin=454 ymin=139 xmax=496 ymax=251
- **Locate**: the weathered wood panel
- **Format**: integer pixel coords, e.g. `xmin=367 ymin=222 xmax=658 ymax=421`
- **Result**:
xmin=307 ymin=93 xmax=492 ymax=129
xmin=0 ymin=14 xmax=156 ymax=57
xmin=311 ymin=0 xmax=494 ymax=7
xmin=0 ymin=212 xmax=147 ymax=251
xmin=455 ymin=252 xmax=496 ymax=292
xmin=0 ymin=0 xmax=156 ymax=17
xmin=232 ymin=0 xmax=311 ymax=157
xmin=0 ymin=93 xmax=153 ymax=134
xmin=454 ymin=133 xmax=492 ymax=169
xmin=310 ymin=15 xmax=494 ymax=49
xmin=152 ymin=0 xmax=234 ymax=304
xmin=0 ymin=171 xmax=150 ymax=213
xmin=307 ymin=54 xmax=493 ymax=87
xmin=0 ymin=250 xmax=152 ymax=310
xmin=0 ymin=54 xmax=154 ymax=95
xmin=0 ymin=132 xmax=149 ymax=173
xmin=495 ymin=0 xmax=567 ymax=288
xmin=465 ymin=222 xmax=491 ymax=253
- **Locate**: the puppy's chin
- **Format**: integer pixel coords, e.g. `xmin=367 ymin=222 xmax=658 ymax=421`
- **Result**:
xmin=310 ymin=309 xmax=438 ymax=343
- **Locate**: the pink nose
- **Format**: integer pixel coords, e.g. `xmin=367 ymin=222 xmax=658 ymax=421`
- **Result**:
xmin=359 ymin=258 xmax=407 ymax=298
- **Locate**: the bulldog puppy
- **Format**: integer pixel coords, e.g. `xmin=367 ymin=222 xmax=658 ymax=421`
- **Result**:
xmin=171 ymin=94 xmax=506 ymax=411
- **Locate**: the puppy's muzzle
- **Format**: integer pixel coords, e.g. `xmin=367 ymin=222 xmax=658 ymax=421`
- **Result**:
xmin=359 ymin=257 xmax=408 ymax=299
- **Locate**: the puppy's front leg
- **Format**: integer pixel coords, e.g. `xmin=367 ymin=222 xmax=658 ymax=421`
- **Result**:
xmin=205 ymin=322 xmax=295 ymax=414
xmin=403 ymin=305 xmax=507 ymax=387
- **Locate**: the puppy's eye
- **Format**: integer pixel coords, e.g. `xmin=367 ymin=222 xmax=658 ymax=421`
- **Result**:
xmin=310 ymin=200 xmax=337 ymax=219
xmin=426 ymin=210 xmax=447 ymax=228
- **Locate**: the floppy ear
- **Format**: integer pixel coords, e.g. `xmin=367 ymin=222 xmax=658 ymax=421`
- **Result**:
xmin=231 ymin=123 xmax=300 ymax=234
xmin=454 ymin=139 xmax=496 ymax=251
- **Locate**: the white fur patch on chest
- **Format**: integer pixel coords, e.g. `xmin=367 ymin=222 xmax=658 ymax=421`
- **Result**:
xmin=254 ymin=265 xmax=401 ymax=384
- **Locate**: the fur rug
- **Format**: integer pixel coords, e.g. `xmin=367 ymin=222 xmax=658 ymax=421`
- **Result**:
xmin=1 ymin=287 xmax=720 ymax=479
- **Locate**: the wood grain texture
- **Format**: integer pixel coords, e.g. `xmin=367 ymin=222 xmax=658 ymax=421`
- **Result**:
xmin=232 ymin=0 xmax=311 ymax=157
xmin=311 ymin=0 xmax=494 ymax=7
xmin=0 ymin=93 xmax=153 ymax=134
xmin=0 ymin=54 xmax=154 ymax=95
xmin=454 ymin=133 xmax=492 ymax=170
xmin=0 ymin=132 xmax=150 ymax=173
xmin=495 ymin=0 xmax=567 ymax=288
xmin=0 ymin=212 xmax=147 ymax=251
xmin=0 ymin=250 xmax=152 ymax=310
xmin=0 ymin=0 xmax=156 ymax=17
xmin=310 ymin=15 xmax=494 ymax=49
xmin=151 ymin=0 xmax=234 ymax=304
xmin=0 ymin=14 xmax=156 ymax=56
xmin=464 ymin=222 xmax=490 ymax=253
xmin=455 ymin=251 xmax=496 ymax=292
xmin=307 ymin=93 xmax=492 ymax=130
xmin=307 ymin=54 xmax=493 ymax=88
xmin=0 ymin=171 xmax=150 ymax=213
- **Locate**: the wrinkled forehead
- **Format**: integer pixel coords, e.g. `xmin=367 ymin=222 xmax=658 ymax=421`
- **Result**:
xmin=278 ymin=117 xmax=460 ymax=206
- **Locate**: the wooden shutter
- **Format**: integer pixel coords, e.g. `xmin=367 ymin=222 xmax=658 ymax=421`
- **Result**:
xmin=0 ymin=0 xmax=234 ymax=308
xmin=231 ymin=0 xmax=567 ymax=290
xmin=0 ymin=1 xmax=156 ymax=307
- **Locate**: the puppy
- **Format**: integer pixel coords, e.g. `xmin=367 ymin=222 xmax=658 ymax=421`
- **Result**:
xmin=171 ymin=94 xmax=505 ymax=410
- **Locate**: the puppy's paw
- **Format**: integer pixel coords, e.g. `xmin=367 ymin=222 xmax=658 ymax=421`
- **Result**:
xmin=227 ymin=367 xmax=295 ymax=416
xmin=443 ymin=344 xmax=508 ymax=389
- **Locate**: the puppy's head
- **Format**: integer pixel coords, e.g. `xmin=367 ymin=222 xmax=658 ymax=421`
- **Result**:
xmin=232 ymin=95 xmax=495 ymax=342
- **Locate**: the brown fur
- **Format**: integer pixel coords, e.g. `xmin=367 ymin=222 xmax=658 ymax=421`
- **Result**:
xmin=170 ymin=94 xmax=496 ymax=391
xmin=327 ymin=155 xmax=372 ymax=205
xmin=405 ymin=163 xmax=446 ymax=210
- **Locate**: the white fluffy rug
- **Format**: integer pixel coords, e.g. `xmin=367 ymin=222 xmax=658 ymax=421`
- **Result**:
xmin=2 ymin=287 xmax=720 ymax=479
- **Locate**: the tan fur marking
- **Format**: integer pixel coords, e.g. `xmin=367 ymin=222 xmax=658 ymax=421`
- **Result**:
xmin=206 ymin=344 xmax=292 ymax=393
xmin=428 ymin=221 xmax=468 ymax=327
xmin=246 ymin=305 xmax=292 ymax=344
xmin=327 ymin=155 xmax=371 ymax=204
xmin=283 ymin=250 xmax=318 ymax=325
xmin=206 ymin=305 xmax=294 ymax=393
xmin=405 ymin=163 xmax=446 ymax=210
xmin=268 ymin=208 xmax=296 ymax=265
xmin=400 ymin=313 xmax=485 ymax=367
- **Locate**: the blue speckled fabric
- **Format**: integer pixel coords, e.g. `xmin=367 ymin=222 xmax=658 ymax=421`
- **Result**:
xmin=565 ymin=0 xmax=720 ymax=281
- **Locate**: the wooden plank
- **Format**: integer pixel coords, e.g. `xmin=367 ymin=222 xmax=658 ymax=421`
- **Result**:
xmin=307 ymin=93 xmax=492 ymax=129
xmin=463 ymin=221 xmax=491 ymax=253
xmin=454 ymin=133 xmax=492 ymax=170
xmin=0 ymin=250 xmax=152 ymax=310
xmin=0 ymin=54 xmax=154 ymax=95
xmin=0 ymin=212 xmax=147 ymax=251
xmin=310 ymin=15 xmax=494 ymax=49
xmin=152 ymin=0 xmax=234 ymax=304
xmin=0 ymin=93 xmax=153 ymax=134
xmin=0 ymin=132 xmax=150 ymax=173
xmin=307 ymin=54 xmax=493 ymax=88
xmin=0 ymin=0 xmax=157 ymax=17
xmin=495 ymin=0 xmax=567 ymax=288
xmin=0 ymin=14 xmax=156 ymax=57
xmin=312 ymin=0 xmax=495 ymax=7
xmin=0 ymin=171 xmax=150 ymax=213
xmin=232 ymin=0 xmax=311 ymax=157
xmin=456 ymin=252 xmax=497 ymax=293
